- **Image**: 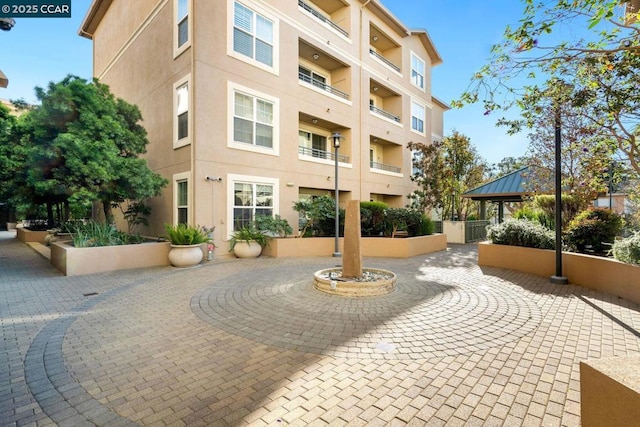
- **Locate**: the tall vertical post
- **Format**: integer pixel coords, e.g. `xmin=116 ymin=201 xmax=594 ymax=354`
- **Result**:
xmin=551 ymin=102 xmax=568 ymax=285
xmin=332 ymin=132 xmax=342 ymax=258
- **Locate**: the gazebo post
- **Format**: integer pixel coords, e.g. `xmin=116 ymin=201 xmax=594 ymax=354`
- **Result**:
xmin=479 ymin=200 xmax=486 ymax=220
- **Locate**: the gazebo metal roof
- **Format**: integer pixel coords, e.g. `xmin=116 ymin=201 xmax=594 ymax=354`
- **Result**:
xmin=463 ymin=166 xmax=533 ymax=202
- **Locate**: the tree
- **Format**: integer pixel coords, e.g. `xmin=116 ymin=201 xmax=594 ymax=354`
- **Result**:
xmin=454 ymin=1 xmax=640 ymax=177
xmin=491 ymin=156 xmax=530 ymax=178
xmin=409 ymin=132 xmax=488 ymax=220
xmin=16 ymin=75 xmax=167 ymax=225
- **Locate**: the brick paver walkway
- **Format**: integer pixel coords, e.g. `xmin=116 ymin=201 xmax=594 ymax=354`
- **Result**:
xmin=1 ymin=230 xmax=640 ymax=426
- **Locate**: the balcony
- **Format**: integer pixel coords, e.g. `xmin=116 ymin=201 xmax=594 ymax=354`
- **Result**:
xmin=298 ymin=68 xmax=349 ymax=100
xmin=298 ymin=146 xmax=349 ymax=163
xmin=369 ymin=81 xmax=402 ymax=124
xmin=299 ymin=40 xmax=351 ymax=102
xmin=298 ymin=0 xmax=349 ymax=37
xmin=369 ymin=25 xmax=402 ymax=73
xmin=370 ymin=137 xmax=402 ymax=175
xmin=370 ymin=161 xmax=401 ymax=174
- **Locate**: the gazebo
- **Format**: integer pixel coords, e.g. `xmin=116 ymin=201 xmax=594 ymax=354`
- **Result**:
xmin=463 ymin=166 xmax=534 ymax=223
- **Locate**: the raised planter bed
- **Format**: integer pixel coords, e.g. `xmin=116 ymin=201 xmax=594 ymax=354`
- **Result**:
xmin=262 ymin=234 xmax=447 ymax=258
xmin=478 ymin=241 xmax=640 ymax=305
xmin=50 ymin=240 xmax=172 ymax=276
xmin=16 ymin=228 xmax=50 ymax=244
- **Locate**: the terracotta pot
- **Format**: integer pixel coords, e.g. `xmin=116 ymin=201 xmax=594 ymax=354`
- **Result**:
xmin=232 ymin=240 xmax=262 ymax=258
xmin=168 ymin=244 xmax=203 ymax=267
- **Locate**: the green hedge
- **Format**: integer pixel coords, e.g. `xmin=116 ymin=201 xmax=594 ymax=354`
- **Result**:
xmin=487 ymin=219 xmax=555 ymax=250
xmin=612 ymin=232 xmax=640 ymax=265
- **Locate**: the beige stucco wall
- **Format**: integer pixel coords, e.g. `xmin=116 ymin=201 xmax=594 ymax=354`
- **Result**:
xmin=478 ymin=242 xmax=640 ymax=305
xmin=84 ymin=0 xmax=444 ymax=245
xmin=581 ymin=356 xmax=640 ymax=427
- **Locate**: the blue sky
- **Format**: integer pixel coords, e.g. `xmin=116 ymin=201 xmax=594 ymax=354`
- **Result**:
xmin=0 ymin=0 xmax=529 ymax=164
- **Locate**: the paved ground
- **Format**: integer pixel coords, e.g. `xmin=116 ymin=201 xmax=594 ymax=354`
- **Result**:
xmin=1 ymin=230 xmax=640 ymax=426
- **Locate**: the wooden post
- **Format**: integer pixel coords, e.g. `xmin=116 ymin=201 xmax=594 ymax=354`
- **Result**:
xmin=342 ymin=200 xmax=362 ymax=278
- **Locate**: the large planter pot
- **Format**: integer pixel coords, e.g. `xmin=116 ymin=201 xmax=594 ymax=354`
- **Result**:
xmin=168 ymin=244 xmax=203 ymax=267
xmin=232 ymin=240 xmax=262 ymax=258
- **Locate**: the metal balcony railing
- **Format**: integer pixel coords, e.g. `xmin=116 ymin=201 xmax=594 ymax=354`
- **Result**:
xmin=298 ymin=0 xmax=349 ymax=37
xmin=298 ymin=71 xmax=349 ymax=100
xmin=369 ymin=48 xmax=400 ymax=73
xmin=370 ymin=161 xmax=401 ymax=174
xmin=299 ymin=146 xmax=349 ymax=163
xmin=369 ymin=105 xmax=400 ymax=123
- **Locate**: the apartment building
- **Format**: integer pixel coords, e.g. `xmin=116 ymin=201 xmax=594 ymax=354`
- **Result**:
xmin=80 ymin=0 xmax=447 ymax=244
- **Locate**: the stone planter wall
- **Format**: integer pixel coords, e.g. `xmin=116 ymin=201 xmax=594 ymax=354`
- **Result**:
xmin=262 ymin=234 xmax=447 ymax=258
xmin=51 ymin=240 xmax=171 ymax=276
xmin=478 ymin=241 xmax=640 ymax=305
xmin=16 ymin=228 xmax=49 ymax=244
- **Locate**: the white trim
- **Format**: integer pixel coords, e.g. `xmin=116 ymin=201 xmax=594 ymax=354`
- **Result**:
xmin=226 ymin=174 xmax=280 ymax=238
xmin=172 ymin=171 xmax=191 ymax=224
xmin=227 ymin=81 xmax=280 ymax=156
xmin=173 ymin=0 xmax=192 ymax=58
xmin=173 ymin=74 xmax=191 ymax=149
xmin=227 ymin=0 xmax=280 ymax=76
xmin=370 ymin=168 xmax=403 ymax=178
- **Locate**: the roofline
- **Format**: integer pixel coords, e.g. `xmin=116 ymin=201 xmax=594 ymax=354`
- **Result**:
xmin=361 ymin=1 xmax=442 ymax=66
xmin=431 ymin=95 xmax=450 ymax=110
xmin=79 ymin=0 xmax=112 ymax=39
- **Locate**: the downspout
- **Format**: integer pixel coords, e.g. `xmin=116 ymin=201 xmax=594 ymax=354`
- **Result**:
xmin=190 ymin=0 xmax=197 ymax=225
xmin=359 ymin=1 xmax=371 ymax=202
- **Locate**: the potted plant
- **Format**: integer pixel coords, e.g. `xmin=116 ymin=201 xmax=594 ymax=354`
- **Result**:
xmin=164 ymin=223 xmax=214 ymax=267
xmin=229 ymin=225 xmax=269 ymax=258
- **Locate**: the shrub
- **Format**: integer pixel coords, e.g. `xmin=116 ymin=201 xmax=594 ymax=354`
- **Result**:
xmin=292 ymin=196 xmax=344 ymax=237
xmin=533 ymin=194 xmax=582 ymax=228
xmin=164 ymin=223 xmax=212 ymax=245
xmin=513 ymin=205 xmax=552 ymax=229
xmin=72 ymin=221 xmax=128 ymax=247
xmin=409 ymin=214 xmax=435 ymax=236
xmin=612 ymin=232 xmax=640 ymax=265
xmin=360 ymin=201 xmax=387 ymax=236
xmin=487 ymin=219 xmax=555 ymax=249
xmin=564 ymin=208 xmax=623 ymax=254
xmin=254 ymin=214 xmax=292 ymax=237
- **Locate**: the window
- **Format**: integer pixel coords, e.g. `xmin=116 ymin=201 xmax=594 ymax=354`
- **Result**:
xmin=173 ymin=75 xmax=190 ymax=148
xmin=411 ymin=101 xmax=425 ymax=134
xmin=299 ymin=130 xmax=328 ymax=158
xmin=228 ymin=82 xmax=279 ymax=155
xmin=228 ymin=174 xmax=279 ymax=234
xmin=234 ymin=91 xmax=273 ymax=148
xmin=174 ymin=0 xmax=190 ymax=56
xmin=233 ymin=2 xmax=274 ymax=67
xmin=411 ymin=53 xmax=425 ymax=90
xmin=173 ymin=172 xmax=190 ymax=224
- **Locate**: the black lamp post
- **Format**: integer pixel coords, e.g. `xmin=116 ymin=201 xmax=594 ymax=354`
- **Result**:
xmin=332 ymin=132 xmax=342 ymax=258
xmin=550 ymin=95 xmax=568 ymax=285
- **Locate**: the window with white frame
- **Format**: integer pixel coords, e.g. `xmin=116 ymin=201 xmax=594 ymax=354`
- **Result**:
xmin=411 ymin=53 xmax=425 ymax=90
xmin=233 ymin=2 xmax=274 ymax=67
xmin=229 ymin=176 xmax=278 ymax=231
xmin=174 ymin=0 xmax=190 ymax=56
xmin=228 ymin=82 xmax=278 ymax=154
xmin=411 ymin=101 xmax=425 ymax=134
xmin=173 ymin=75 xmax=190 ymax=148
xmin=173 ymin=172 xmax=190 ymax=224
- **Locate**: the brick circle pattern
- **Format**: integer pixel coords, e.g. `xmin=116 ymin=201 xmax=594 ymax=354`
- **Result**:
xmin=191 ymin=264 xmax=542 ymax=360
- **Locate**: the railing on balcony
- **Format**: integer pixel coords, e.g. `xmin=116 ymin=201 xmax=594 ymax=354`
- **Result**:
xmin=299 ymin=146 xmax=350 ymax=163
xmin=369 ymin=105 xmax=400 ymax=123
xmin=370 ymin=161 xmax=401 ymax=174
xmin=298 ymin=71 xmax=349 ymax=100
xmin=298 ymin=0 xmax=349 ymax=37
xmin=369 ymin=48 xmax=400 ymax=73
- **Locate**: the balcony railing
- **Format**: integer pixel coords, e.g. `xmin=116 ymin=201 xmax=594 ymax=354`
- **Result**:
xmin=299 ymin=146 xmax=349 ymax=163
xmin=298 ymin=0 xmax=349 ymax=37
xmin=298 ymin=71 xmax=349 ymax=100
xmin=369 ymin=105 xmax=400 ymax=123
xmin=369 ymin=48 xmax=400 ymax=73
xmin=370 ymin=161 xmax=401 ymax=174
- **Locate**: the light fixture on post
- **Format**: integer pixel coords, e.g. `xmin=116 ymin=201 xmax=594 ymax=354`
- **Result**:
xmin=550 ymin=80 xmax=570 ymax=285
xmin=332 ymin=131 xmax=342 ymax=258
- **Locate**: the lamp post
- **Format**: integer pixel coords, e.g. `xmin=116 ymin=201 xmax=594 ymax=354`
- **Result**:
xmin=550 ymin=93 xmax=568 ymax=285
xmin=332 ymin=132 xmax=342 ymax=257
